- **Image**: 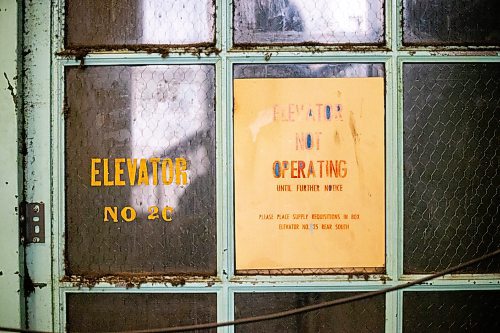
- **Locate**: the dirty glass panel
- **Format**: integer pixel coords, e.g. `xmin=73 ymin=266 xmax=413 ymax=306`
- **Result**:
xmin=403 ymin=0 xmax=500 ymax=46
xmin=65 ymin=65 xmax=216 ymax=276
xmin=403 ymin=63 xmax=500 ymax=274
xmin=233 ymin=0 xmax=384 ymax=45
xmin=67 ymin=293 xmax=217 ymax=332
xmin=65 ymin=0 xmax=215 ymax=47
xmin=234 ymin=63 xmax=384 ymax=79
xmin=235 ymin=292 xmax=385 ymax=332
xmin=403 ymin=291 xmax=500 ymax=332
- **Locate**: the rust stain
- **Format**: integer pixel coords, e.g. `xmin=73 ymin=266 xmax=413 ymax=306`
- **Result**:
xmin=61 ymin=273 xmax=219 ymax=289
xmin=349 ymin=111 xmax=360 ymax=167
xmin=349 ymin=111 xmax=359 ymax=143
xmin=231 ymin=41 xmax=388 ymax=54
xmin=379 ymin=275 xmax=391 ymax=284
xmin=334 ymin=130 xmax=340 ymax=145
xmin=234 ymin=266 xmax=385 ymax=276
xmin=3 ymin=72 xmax=17 ymax=108
xmin=57 ymin=43 xmax=221 ymax=61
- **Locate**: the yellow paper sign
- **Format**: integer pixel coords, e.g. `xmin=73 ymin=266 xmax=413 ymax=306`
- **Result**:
xmin=234 ymin=77 xmax=385 ymax=271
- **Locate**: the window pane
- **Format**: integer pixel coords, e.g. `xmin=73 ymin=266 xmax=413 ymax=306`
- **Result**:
xmin=234 ymin=0 xmax=384 ymax=45
xmin=65 ymin=65 xmax=216 ymax=276
xmin=403 ymin=63 xmax=500 ymax=274
xmin=234 ymin=63 xmax=384 ymax=79
xmin=403 ymin=0 xmax=500 ymax=46
xmin=67 ymin=293 xmax=217 ymax=332
xmin=233 ymin=63 xmax=385 ymax=274
xmin=403 ymin=291 xmax=500 ymax=332
xmin=235 ymin=292 xmax=385 ymax=332
xmin=65 ymin=0 xmax=215 ymax=47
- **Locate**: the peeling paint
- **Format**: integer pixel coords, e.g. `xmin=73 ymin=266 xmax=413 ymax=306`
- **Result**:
xmin=233 ymin=43 xmax=390 ymax=54
xmin=60 ymin=274 xmax=218 ymax=289
xmin=56 ymin=43 xmax=221 ymax=62
xmin=23 ymin=268 xmax=35 ymax=297
xmin=3 ymin=72 xmax=17 ymax=108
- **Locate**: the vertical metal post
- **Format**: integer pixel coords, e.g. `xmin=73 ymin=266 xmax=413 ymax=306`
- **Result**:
xmin=23 ymin=0 xmax=54 ymax=330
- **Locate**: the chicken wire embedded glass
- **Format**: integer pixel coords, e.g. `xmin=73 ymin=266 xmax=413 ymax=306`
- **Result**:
xmin=64 ymin=65 xmax=217 ymax=277
xmin=65 ymin=0 xmax=215 ymax=48
xmin=403 ymin=291 xmax=500 ymax=332
xmin=235 ymin=292 xmax=385 ymax=332
xmin=67 ymin=293 xmax=217 ymax=332
xmin=233 ymin=0 xmax=385 ymax=45
xmin=234 ymin=63 xmax=384 ymax=79
xmin=403 ymin=63 xmax=500 ymax=274
xmin=403 ymin=0 xmax=500 ymax=46
xmin=233 ymin=63 xmax=386 ymax=275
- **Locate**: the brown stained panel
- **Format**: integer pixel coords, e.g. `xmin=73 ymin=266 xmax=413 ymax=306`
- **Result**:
xmin=403 ymin=0 xmax=500 ymax=46
xmin=403 ymin=291 xmax=500 ymax=332
xmin=234 ymin=63 xmax=384 ymax=79
xmin=234 ymin=0 xmax=384 ymax=45
xmin=67 ymin=293 xmax=217 ymax=332
xmin=65 ymin=0 xmax=215 ymax=47
xmin=235 ymin=292 xmax=385 ymax=332
xmin=403 ymin=63 xmax=500 ymax=274
xmin=65 ymin=65 xmax=216 ymax=276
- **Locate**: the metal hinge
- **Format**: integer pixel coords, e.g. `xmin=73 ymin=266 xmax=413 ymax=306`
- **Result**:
xmin=20 ymin=202 xmax=45 ymax=244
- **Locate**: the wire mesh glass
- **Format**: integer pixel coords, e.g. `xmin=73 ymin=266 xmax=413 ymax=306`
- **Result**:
xmin=403 ymin=291 xmax=500 ymax=332
xmin=65 ymin=0 xmax=215 ymax=48
xmin=233 ymin=63 xmax=385 ymax=275
xmin=233 ymin=0 xmax=385 ymax=45
xmin=235 ymin=292 xmax=385 ymax=332
xmin=65 ymin=65 xmax=217 ymax=277
xmin=67 ymin=293 xmax=217 ymax=332
xmin=403 ymin=63 xmax=500 ymax=274
xmin=403 ymin=0 xmax=500 ymax=46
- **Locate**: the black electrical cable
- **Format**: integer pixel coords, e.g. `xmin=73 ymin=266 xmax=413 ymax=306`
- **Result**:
xmin=1 ymin=248 xmax=499 ymax=333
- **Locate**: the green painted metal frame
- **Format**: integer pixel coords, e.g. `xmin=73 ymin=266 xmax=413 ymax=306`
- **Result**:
xmin=18 ymin=0 xmax=500 ymax=332
xmin=0 ymin=0 xmax=24 ymax=329
xmin=22 ymin=0 xmax=55 ymax=331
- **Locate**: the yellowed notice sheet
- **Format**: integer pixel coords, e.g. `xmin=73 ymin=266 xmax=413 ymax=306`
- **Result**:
xmin=234 ymin=77 xmax=385 ymax=270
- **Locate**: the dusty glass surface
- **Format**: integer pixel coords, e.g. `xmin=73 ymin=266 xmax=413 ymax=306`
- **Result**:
xmin=235 ymin=292 xmax=385 ymax=332
xmin=65 ymin=0 xmax=215 ymax=47
xmin=65 ymin=65 xmax=217 ymax=276
xmin=67 ymin=293 xmax=217 ymax=332
xmin=234 ymin=0 xmax=384 ymax=45
xmin=234 ymin=63 xmax=384 ymax=79
xmin=403 ymin=63 xmax=500 ymax=274
xmin=403 ymin=0 xmax=500 ymax=46
xmin=403 ymin=291 xmax=500 ymax=332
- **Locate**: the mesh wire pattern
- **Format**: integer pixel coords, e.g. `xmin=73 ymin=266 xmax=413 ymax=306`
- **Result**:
xmin=403 ymin=0 xmax=500 ymax=46
xmin=403 ymin=290 xmax=500 ymax=332
xmin=65 ymin=65 xmax=217 ymax=276
xmin=235 ymin=292 xmax=385 ymax=332
xmin=234 ymin=63 xmax=384 ymax=79
xmin=65 ymin=0 xmax=215 ymax=47
xmin=403 ymin=63 xmax=500 ymax=274
xmin=234 ymin=0 xmax=385 ymax=45
xmin=233 ymin=62 xmax=385 ymax=275
xmin=67 ymin=293 xmax=217 ymax=332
